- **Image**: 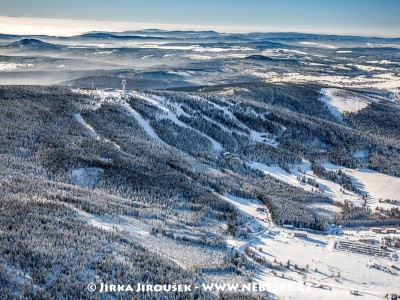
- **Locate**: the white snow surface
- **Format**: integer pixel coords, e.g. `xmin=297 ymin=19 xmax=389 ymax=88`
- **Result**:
xmin=0 ymin=62 xmax=33 ymax=71
xmin=249 ymin=71 xmax=400 ymax=100
xmin=320 ymin=88 xmax=370 ymax=119
xmin=350 ymin=64 xmax=388 ymax=72
xmin=74 ymin=207 xmax=148 ymax=236
xmin=323 ymin=163 xmax=400 ymax=203
xmin=299 ymin=41 xmax=337 ymax=49
xmin=352 ymin=149 xmax=369 ymax=158
xmin=74 ymin=113 xmax=98 ymax=139
xmin=71 ymin=167 xmax=103 ymax=188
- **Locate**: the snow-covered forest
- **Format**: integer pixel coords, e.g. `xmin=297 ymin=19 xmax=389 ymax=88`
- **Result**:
xmin=1 ymin=80 xmax=399 ymax=298
xmin=1 ymin=27 xmax=400 ymax=299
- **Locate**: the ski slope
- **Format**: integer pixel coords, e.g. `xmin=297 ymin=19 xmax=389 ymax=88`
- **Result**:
xmin=120 ymin=100 xmax=168 ymax=146
xmin=323 ymin=163 xmax=400 ymax=205
xmin=74 ymin=113 xmax=99 ymax=139
xmin=129 ymin=92 xmax=224 ymax=152
xmin=321 ymin=88 xmax=370 ymax=120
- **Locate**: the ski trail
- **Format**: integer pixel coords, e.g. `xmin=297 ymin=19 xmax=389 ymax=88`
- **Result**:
xmin=120 ymin=100 xmax=168 ymax=146
xmin=192 ymin=95 xmax=278 ymax=147
xmin=74 ymin=113 xmax=121 ymax=149
xmin=132 ymin=92 xmax=224 ymax=152
xmin=74 ymin=113 xmax=99 ymax=139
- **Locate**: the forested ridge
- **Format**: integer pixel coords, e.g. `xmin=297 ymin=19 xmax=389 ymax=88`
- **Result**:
xmin=1 ymin=83 xmax=399 ymax=298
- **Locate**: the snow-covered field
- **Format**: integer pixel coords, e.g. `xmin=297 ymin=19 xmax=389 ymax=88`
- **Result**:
xmin=71 ymin=167 xmax=103 ymax=188
xmin=320 ymin=88 xmax=370 ymax=119
xmin=250 ymin=72 xmax=400 ymax=101
xmin=0 ymin=62 xmax=33 ymax=71
xmin=75 ymin=207 xmax=149 ymax=236
xmin=352 ymin=64 xmax=388 ymax=72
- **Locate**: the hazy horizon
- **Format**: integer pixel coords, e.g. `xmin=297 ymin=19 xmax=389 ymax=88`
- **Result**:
xmin=1 ymin=0 xmax=399 ymax=38
xmin=0 ymin=15 xmax=399 ymax=39
xmin=1 ymin=0 xmax=400 ymax=39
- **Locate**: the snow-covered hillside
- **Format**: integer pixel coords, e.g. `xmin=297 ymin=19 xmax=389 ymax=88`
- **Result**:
xmin=321 ymin=88 xmax=370 ymax=120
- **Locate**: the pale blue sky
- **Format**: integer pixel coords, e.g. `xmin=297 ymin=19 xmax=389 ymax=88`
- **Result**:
xmin=1 ymin=0 xmax=399 ymax=36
